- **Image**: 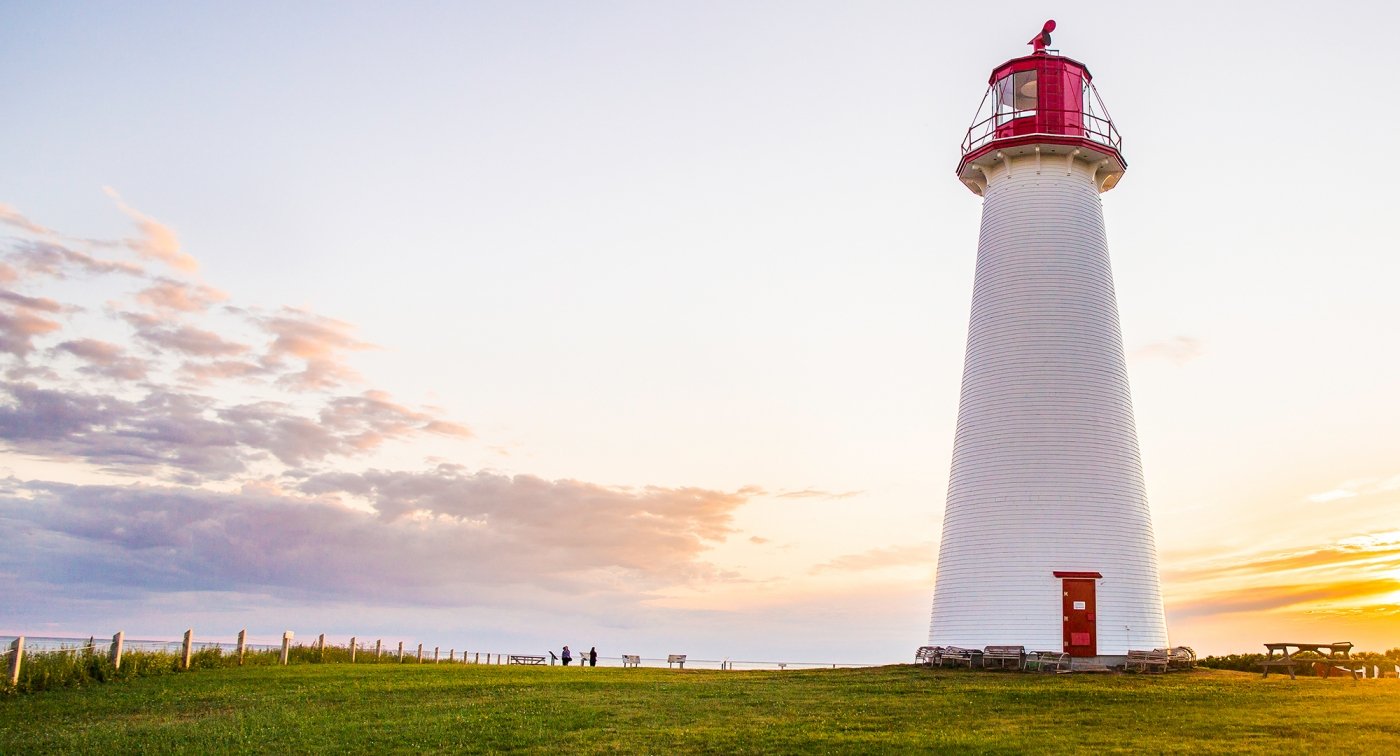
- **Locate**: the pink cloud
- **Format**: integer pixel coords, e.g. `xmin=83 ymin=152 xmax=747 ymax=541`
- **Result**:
xmin=103 ymin=187 xmax=199 ymax=273
xmin=0 ymin=203 xmax=55 ymax=235
xmin=136 ymin=278 xmax=228 ymax=312
xmin=256 ymin=307 xmax=373 ymax=390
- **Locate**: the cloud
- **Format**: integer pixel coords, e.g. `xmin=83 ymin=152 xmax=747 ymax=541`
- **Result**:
xmin=125 ymin=316 xmax=249 ymax=358
xmin=0 ymin=475 xmax=753 ymax=602
xmin=1131 ymin=336 xmax=1204 ymax=365
xmin=136 ymin=278 xmax=228 ymax=312
xmin=1168 ymin=578 xmax=1400 ymax=619
xmin=56 ymin=339 xmax=150 ymax=381
xmin=774 ymin=488 xmax=863 ymax=501
xmin=809 ymin=543 xmax=934 ymax=574
xmin=3 ymin=240 xmax=144 ymax=280
xmin=103 ymin=187 xmax=199 ymax=273
xmin=255 ymin=308 xmax=373 ymax=390
xmin=0 ymin=382 xmax=470 ymax=480
xmin=0 ymin=203 xmax=55 ymax=235
xmin=1303 ymin=474 xmax=1400 ymax=504
xmin=0 ymin=306 xmax=63 ymax=356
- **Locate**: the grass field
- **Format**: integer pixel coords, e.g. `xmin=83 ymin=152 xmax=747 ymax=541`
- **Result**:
xmin=3 ymin=664 xmax=1399 ymax=753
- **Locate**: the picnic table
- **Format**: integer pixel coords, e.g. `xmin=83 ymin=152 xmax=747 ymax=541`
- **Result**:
xmin=1258 ymin=642 xmax=1356 ymax=680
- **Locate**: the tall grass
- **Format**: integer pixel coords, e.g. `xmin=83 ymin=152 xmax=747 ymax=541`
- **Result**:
xmin=3 ymin=641 xmax=422 ymax=696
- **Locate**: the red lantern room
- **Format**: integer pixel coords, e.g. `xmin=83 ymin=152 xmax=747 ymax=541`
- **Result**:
xmin=956 ymin=21 xmax=1125 ymax=196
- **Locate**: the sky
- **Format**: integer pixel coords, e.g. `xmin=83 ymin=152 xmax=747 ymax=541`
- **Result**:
xmin=2 ymin=1 xmax=1398 ymax=662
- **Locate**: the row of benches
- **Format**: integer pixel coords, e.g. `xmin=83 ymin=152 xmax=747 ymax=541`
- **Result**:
xmin=915 ymin=645 xmax=1070 ymax=672
xmin=915 ymin=645 xmax=1197 ymax=673
xmin=505 ymin=654 xmax=686 ymax=668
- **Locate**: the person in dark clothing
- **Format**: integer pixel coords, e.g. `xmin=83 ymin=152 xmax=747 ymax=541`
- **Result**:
xmin=589 ymin=647 xmax=597 ymax=667
xmin=562 ymin=645 xmax=572 ymax=666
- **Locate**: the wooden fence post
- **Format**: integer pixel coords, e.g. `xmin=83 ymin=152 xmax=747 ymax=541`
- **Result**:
xmin=281 ymin=631 xmax=294 ymax=666
xmin=7 ymin=637 xmax=23 ymax=686
xmin=397 ymin=641 xmax=404 ymax=662
xmin=449 ymin=649 xmax=455 ymax=662
xmin=474 ymin=652 xmax=480 ymax=664
xmin=110 ymin=632 xmax=125 ymax=671
xmin=317 ymin=633 xmax=325 ymax=660
xmin=434 ymin=646 xmax=440 ymax=663
xmin=417 ymin=643 xmax=423 ymax=663
xmin=375 ymin=639 xmax=382 ymax=659
xmin=181 ymin=629 xmax=193 ymax=670
xmin=349 ymin=636 xmax=357 ymax=663
xmin=236 ymin=629 xmax=246 ymax=666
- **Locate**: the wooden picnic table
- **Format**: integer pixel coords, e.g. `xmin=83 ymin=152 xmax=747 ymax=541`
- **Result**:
xmin=1259 ymin=642 xmax=1356 ymax=680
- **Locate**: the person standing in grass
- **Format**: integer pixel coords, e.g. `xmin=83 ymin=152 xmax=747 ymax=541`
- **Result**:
xmin=562 ymin=645 xmax=572 ymax=666
xmin=589 ymin=647 xmax=597 ymax=667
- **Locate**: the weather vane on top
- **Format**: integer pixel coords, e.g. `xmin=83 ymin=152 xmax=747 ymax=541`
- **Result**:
xmin=1028 ymin=19 xmax=1055 ymax=54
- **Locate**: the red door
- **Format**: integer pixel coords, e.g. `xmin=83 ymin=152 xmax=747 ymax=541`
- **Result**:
xmin=1062 ymin=578 xmax=1097 ymax=657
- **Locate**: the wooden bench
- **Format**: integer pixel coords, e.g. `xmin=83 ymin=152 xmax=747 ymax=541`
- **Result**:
xmin=1124 ymin=649 xmax=1170 ymax=673
xmin=939 ymin=646 xmax=980 ymax=668
xmin=508 ymin=654 xmax=546 ymax=666
xmin=982 ymin=645 xmax=1025 ymax=670
xmin=1024 ymin=651 xmax=1070 ymax=672
xmin=914 ymin=646 xmax=942 ymax=666
xmin=667 ymin=654 xmax=687 ymax=669
xmin=621 ymin=654 xmax=641 ymax=668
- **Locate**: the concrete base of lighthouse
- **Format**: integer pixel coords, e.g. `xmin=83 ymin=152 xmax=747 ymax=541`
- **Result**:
xmin=928 ymin=151 xmax=1168 ymax=656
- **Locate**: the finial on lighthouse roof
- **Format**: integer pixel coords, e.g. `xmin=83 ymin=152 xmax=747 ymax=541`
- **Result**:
xmin=1028 ymin=19 xmax=1055 ymax=54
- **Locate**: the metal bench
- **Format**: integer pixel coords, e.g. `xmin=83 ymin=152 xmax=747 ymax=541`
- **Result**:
xmin=1024 ymin=650 xmax=1070 ymax=672
xmin=507 ymin=654 xmax=546 ymax=665
xmin=914 ymin=646 xmax=942 ymax=666
xmin=1125 ymin=649 xmax=1170 ymax=673
xmin=667 ymin=654 xmax=687 ymax=669
xmin=1161 ymin=646 xmax=1196 ymax=670
xmin=982 ymin=645 xmax=1025 ymax=670
xmin=622 ymin=654 xmax=641 ymax=668
xmin=939 ymin=646 xmax=980 ymax=668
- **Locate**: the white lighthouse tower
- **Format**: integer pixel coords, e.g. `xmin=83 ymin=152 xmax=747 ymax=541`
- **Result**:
xmin=928 ymin=22 xmax=1168 ymax=662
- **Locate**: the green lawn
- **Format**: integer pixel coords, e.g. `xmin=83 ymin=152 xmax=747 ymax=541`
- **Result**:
xmin=3 ymin=664 xmax=1399 ymax=753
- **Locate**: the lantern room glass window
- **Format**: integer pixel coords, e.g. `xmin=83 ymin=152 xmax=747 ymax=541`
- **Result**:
xmin=994 ymin=70 xmax=1037 ymax=123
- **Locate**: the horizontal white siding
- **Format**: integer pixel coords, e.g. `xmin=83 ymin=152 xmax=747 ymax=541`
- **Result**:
xmin=928 ymin=154 xmax=1168 ymax=654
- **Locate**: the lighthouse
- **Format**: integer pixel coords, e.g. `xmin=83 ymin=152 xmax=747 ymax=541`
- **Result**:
xmin=928 ymin=22 xmax=1168 ymax=662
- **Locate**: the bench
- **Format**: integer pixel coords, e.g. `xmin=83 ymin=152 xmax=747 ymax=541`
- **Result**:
xmin=667 ymin=654 xmax=687 ymax=669
xmin=1161 ymin=646 xmax=1196 ymax=670
xmin=939 ymin=646 xmax=980 ymax=668
xmin=982 ymin=645 xmax=1025 ymax=670
xmin=621 ymin=654 xmax=641 ymax=668
xmin=914 ymin=646 xmax=942 ymax=666
xmin=508 ymin=655 xmax=546 ymax=665
xmin=1125 ymin=649 xmax=1170 ymax=673
xmin=1024 ymin=650 xmax=1070 ymax=672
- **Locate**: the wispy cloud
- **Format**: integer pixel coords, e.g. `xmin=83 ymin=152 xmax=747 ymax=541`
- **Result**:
xmin=1304 ymin=474 xmax=1400 ymax=504
xmin=102 ymin=187 xmax=199 ymax=273
xmin=774 ymin=488 xmax=863 ymax=501
xmin=0 ymin=203 xmax=56 ymax=235
xmin=809 ymin=543 xmax=933 ymax=574
xmin=1164 ymin=530 xmax=1400 ymax=620
xmin=1168 ymin=578 xmax=1400 ymax=619
xmin=136 ymin=278 xmax=228 ymax=312
xmin=1131 ymin=335 xmax=1204 ymax=365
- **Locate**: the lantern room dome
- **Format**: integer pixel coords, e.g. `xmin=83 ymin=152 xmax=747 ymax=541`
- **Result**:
xmin=957 ymin=40 xmax=1125 ymax=196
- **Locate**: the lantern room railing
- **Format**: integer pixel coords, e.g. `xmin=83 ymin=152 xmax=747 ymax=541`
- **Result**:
xmin=961 ymin=107 xmax=1121 ymax=156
